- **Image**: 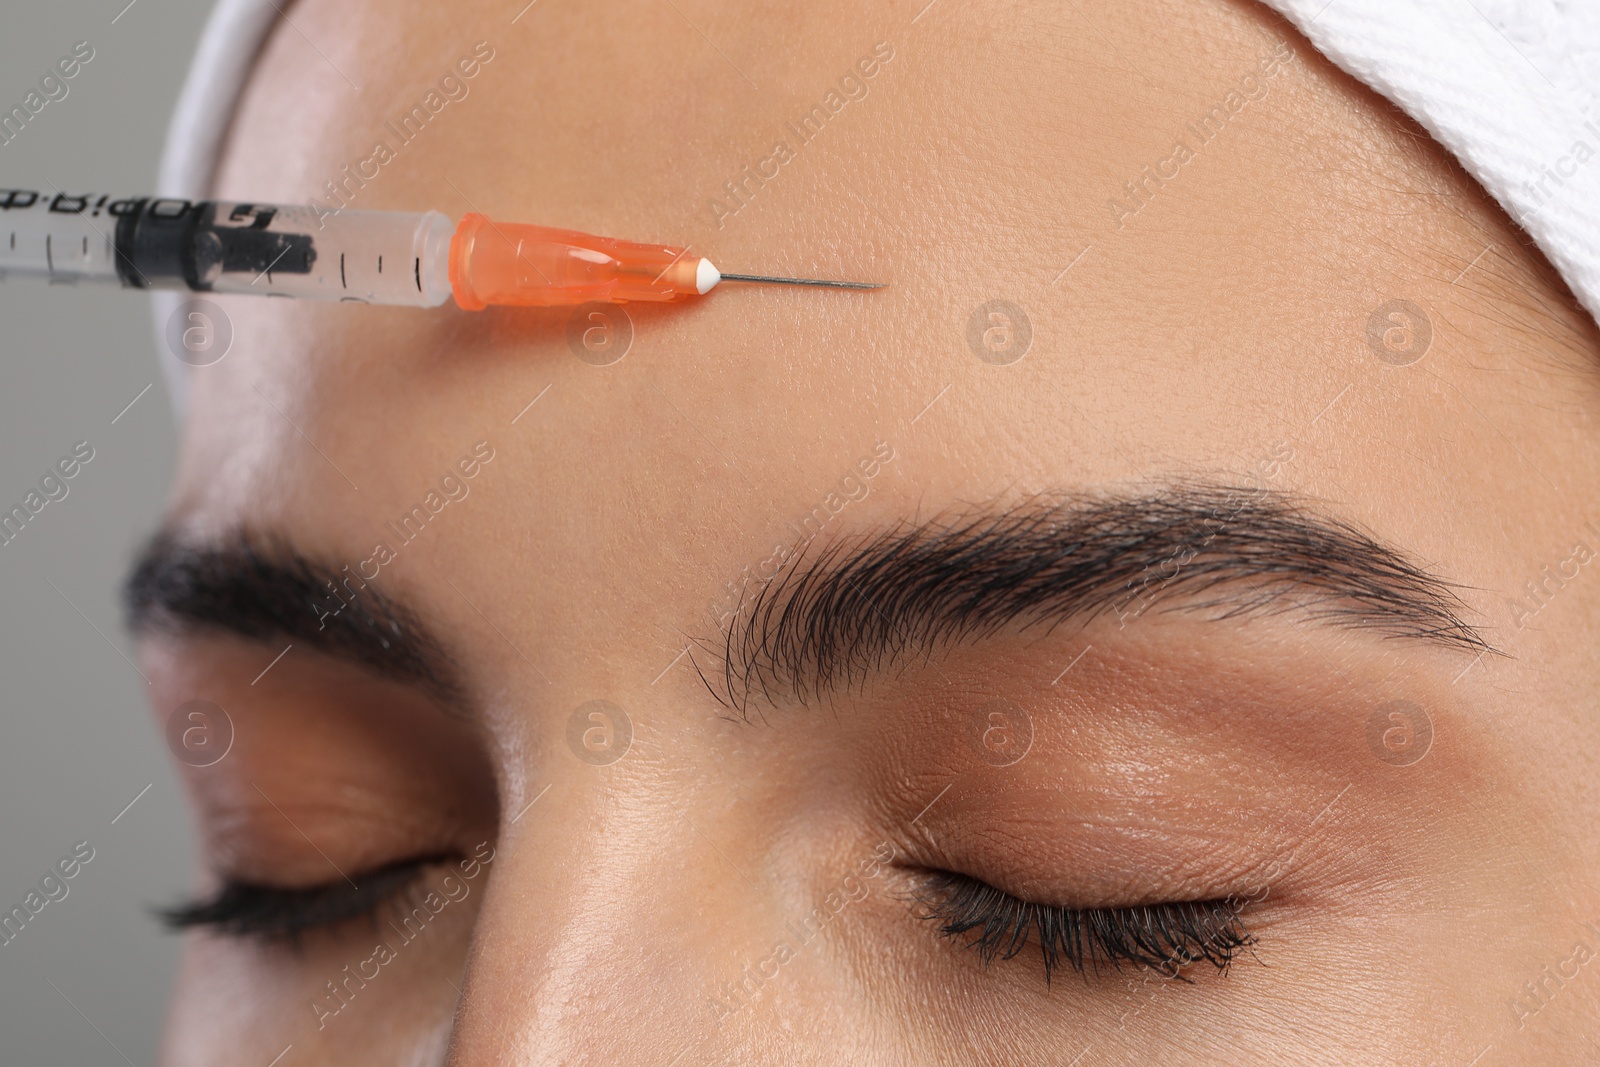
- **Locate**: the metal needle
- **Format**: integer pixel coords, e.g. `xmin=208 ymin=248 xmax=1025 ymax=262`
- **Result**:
xmin=717 ymin=272 xmax=884 ymax=290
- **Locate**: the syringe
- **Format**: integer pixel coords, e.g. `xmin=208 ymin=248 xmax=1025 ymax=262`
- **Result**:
xmin=0 ymin=190 xmax=882 ymax=309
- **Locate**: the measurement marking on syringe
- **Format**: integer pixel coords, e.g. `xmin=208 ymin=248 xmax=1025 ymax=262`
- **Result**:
xmin=414 ymin=257 xmax=421 ymax=293
xmin=45 ymin=234 xmax=52 ymax=274
xmin=340 ymin=253 xmax=346 ymax=289
xmin=377 ymin=255 xmax=383 ymax=274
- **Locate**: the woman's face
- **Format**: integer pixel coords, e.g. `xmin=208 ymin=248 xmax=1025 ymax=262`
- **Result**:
xmin=133 ymin=0 xmax=1600 ymax=1062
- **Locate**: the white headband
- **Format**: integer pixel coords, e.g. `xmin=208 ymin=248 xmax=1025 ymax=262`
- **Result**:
xmin=1266 ymin=0 xmax=1600 ymax=323
xmin=152 ymin=0 xmax=281 ymax=416
xmin=155 ymin=0 xmax=1600 ymax=418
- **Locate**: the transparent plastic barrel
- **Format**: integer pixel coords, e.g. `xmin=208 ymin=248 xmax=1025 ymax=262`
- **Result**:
xmin=200 ymin=204 xmax=453 ymax=307
xmin=0 ymin=195 xmax=454 ymax=306
xmin=0 ymin=197 xmax=120 ymax=283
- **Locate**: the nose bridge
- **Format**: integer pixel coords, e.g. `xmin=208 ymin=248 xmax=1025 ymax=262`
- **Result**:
xmin=443 ymin=792 xmax=789 ymax=1065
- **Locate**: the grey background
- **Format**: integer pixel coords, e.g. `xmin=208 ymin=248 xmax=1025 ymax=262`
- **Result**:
xmin=1 ymin=1 xmax=213 ymax=1062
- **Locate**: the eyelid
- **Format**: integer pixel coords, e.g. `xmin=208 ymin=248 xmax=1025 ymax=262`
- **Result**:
xmin=916 ymin=871 xmax=1258 ymax=983
xmin=156 ymin=856 xmax=444 ymax=942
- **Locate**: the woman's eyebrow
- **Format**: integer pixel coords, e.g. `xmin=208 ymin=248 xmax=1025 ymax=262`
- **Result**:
xmin=122 ymin=529 xmax=467 ymax=711
xmin=716 ymin=481 xmax=1496 ymax=713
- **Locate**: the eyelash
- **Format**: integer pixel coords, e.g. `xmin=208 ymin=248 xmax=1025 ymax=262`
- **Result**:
xmin=917 ymin=872 xmax=1258 ymax=983
xmin=157 ymin=858 xmax=436 ymax=943
xmin=161 ymin=857 xmax=1259 ymax=984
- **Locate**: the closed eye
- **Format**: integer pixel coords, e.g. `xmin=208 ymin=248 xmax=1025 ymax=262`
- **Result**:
xmin=156 ymin=856 xmax=447 ymax=943
xmin=917 ymin=871 xmax=1259 ymax=983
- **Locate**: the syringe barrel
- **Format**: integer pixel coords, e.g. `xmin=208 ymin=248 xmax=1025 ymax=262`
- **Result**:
xmin=0 ymin=191 xmax=124 ymax=284
xmin=0 ymin=191 xmax=453 ymax=307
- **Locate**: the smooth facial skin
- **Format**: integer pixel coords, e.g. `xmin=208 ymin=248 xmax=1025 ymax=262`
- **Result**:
xmin=131 ymin=0 xmax=1600 ymax=1063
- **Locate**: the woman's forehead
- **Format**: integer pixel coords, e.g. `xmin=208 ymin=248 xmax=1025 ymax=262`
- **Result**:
xmin=182 ymin=0 xmax=1581 ymax=585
